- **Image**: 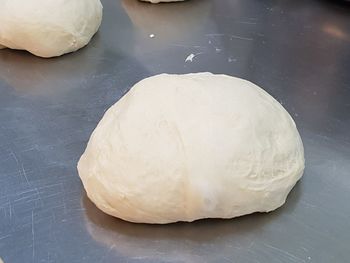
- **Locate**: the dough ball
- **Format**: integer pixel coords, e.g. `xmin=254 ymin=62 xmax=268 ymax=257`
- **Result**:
xmin=0 ymin=0 xmax=103 ymax=58
xmin=78 ymin=73 xmax=305 ymax=224
xmin=140 ymin=0 xmax=185 ymax=3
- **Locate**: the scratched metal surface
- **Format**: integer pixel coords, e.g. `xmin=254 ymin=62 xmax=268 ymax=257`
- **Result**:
xmin=0 ymin=0 xmax=350 ymax=262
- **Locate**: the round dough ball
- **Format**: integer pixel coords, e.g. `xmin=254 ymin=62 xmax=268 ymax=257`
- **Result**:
xmin=0 ymin=0 xmax=103 ymax=58
xmin=78 ymin=73 xmax=305 ymax=224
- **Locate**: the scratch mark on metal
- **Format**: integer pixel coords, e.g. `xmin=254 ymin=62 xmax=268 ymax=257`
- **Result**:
xmin=300 ymin=200 xmax=316 ymax=208
xmin=98 ymin=245 xmax=115 ymax=263
xmin=222 ymin=256 xmax=234 ymax=262
xmin=205 ymin=33 xmax=253 ymax=41
xmin=13 ymin=193 xmax=35 ymax=202
xmin=237 ymin=21 xmax=257 ymax=25
xmin=0 ymin=202 xmax=10 ymax=210
xmin=10 ymin=150 xmax=29 ymax=185
xmin=9 ymin=203 xmax=12 ymax=219
xmin=34 ymin=188 xmax=44 ymax=207
xmin=264 ymin=243 xmax=306 ymax=263
xmin=248 ymin=241 xmax=255 ymax=248
xmin=170 ymin=44 xmax=206 ymax=49
xmin=0 ymin=234 xmax=11 ymax=241
xmin=230 ymin=34 xmax=253 ymax=41
xmin=60 ymin=183 xmax=67 ymax=214
xmin=16 ymin=189 xmax=36 ymax=196
xmin=31 ymin=210 xmax=35 ymax=261
xmin=38 ymin=183 xmax=63 ymax=191
xmin=21 ymin=163 xmax=29 ymax=185
xmin=206 ymin=33 xmax=225 ymax=37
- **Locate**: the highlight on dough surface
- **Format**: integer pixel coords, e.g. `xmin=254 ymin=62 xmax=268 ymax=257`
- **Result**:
xmin=0 ymin=0 xmax=103 ymax=58
xmin=141 ymin=0 xmax=185 ymax=3
xmin=78 ymin=72 xmax=305 ymax=224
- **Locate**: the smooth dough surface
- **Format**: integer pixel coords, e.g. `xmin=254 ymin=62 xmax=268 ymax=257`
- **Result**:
xmin=0 ymin=0 xmax=102 ymax=58
xmin=78 ymin=73 xmax=305 ymax=224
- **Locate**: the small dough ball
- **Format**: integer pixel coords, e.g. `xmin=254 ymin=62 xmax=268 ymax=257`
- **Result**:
xmin=140 ymin=0 xmax=185 ymax=3
xmin=0 ymin=0 xmax=103 ymax=58
xmin=78 ymin=73 xmax=305 ymax=224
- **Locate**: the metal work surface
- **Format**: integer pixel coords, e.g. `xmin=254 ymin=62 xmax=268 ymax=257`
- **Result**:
xmin=1 ymin=0 xmax=350 ymax=262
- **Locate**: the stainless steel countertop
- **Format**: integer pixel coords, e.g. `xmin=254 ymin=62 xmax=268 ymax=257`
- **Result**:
xmin=1 ymin=0 xmax=350 ymax=262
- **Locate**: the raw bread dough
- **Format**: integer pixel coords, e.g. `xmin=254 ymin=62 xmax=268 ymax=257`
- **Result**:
xmin=141 ymin=0 xmax=185 ymax=3
xmin=78 ymin=73 xmax=305 ymax=224
xmin=0 ymin=0 xmax=102 ymax=58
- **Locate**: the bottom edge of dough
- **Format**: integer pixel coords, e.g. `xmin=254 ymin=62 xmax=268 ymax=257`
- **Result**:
xmin=90 ymin=199 xmax=286 ymax=225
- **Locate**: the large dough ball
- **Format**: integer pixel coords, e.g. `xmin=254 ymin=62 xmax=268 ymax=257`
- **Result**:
xmin=78 ymin=73 xmax=305 ymax=224
xmin=0 ymin=0 xmax=102 ymax=58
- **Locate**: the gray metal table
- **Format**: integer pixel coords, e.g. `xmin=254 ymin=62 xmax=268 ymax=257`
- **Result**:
xmin=0 ymin=0 xmax=350 ymax=262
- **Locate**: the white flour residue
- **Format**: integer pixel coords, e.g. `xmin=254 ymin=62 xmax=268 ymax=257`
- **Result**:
xmin=185 ymin=52 xmax=204 ymax=62
xmin=185 ymin=53 xmax=196 ymax=62
xmin=228 ymin=57 xmax=237 ymax=63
